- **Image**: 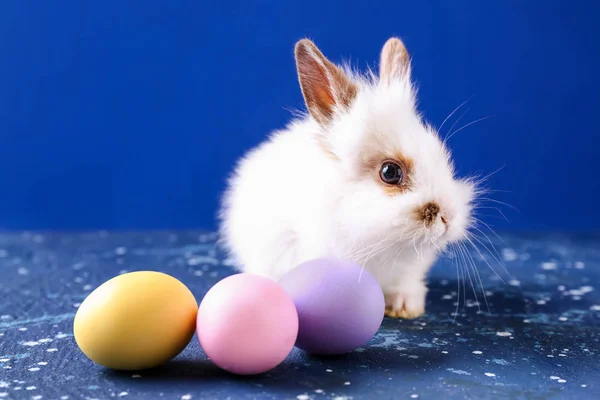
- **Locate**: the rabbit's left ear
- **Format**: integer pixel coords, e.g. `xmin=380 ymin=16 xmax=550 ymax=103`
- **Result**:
xmin=295 ymin=39 xmax=357 ymax=126
xmin=379 ymin=37 xmax=411 ymax=83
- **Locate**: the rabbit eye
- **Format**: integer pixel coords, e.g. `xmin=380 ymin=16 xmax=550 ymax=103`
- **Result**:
xmin=379 ymin=161 xmax=403 ymax=185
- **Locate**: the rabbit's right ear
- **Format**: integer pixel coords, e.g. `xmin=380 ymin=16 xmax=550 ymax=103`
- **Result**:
xmin=294 ymin=39 xmax=357 ymax=126
xmin=379 ymin=37 xmax=411 ymax=84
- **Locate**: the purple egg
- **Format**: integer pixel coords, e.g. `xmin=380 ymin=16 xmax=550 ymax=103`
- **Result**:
xmin=278 ymin=258 xmax=385 ymax=355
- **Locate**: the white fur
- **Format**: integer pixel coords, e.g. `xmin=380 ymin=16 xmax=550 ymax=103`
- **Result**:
xmin=217 ymin=42 xmax=475 ymax=318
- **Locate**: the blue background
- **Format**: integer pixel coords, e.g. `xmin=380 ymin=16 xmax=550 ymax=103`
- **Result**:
xmin=0 ymin=0 xmax=598 ymax=232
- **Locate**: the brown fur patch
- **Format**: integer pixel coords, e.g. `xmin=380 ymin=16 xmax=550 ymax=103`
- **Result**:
xmin=295 ymin=39 xmax=357 ymax=126
xmin=360 ymin=149 xmax=415 ymax=196
xmin=415 ymin=202 xmax=440 ymax=226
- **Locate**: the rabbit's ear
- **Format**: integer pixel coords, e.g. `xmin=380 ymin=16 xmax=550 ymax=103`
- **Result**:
xmin=379 ymin=37 xmax=411 ymax=83
xmin=294 ymin=39 xmax=357 ymax=126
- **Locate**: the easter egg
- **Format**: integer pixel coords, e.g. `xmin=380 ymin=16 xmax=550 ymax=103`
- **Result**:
xmin=74 ymin=271 xmax=198 ymax=370
xmin=197 ymin=273 xmax=298 ymax=375
xmin=278 ymin=258 xmax=385 ymax=355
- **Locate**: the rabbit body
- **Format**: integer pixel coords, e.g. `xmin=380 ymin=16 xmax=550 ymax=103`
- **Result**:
xmin=218 ymin=38 xmax=475 ymax=319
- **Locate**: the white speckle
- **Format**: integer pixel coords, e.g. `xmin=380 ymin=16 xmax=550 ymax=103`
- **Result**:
xmin=118 ymin=392 xmax=128 ymax=397
xmin=524 ymin=319 xmax=531 ymax=323
xmin=509 ymin=279 xmax=521 ymax=286
xmin=411 ymin=395 xmax=419 ymax=399
xmin=29 ymin=367 xmax=40 ymax=372
xmin=442 ymin=294 xmax=453 ymax=300
xmin=455 ymin=333 xmax=461 ymax=336
xmin=558 ymin=379 xmax=566 ymax=383
xmin=0 ymin=393 xmax=7 ymax=398
xmin=83 ymin=284 xmax=92 ymax=291
xmin=580 ymin=286 xmax=594 ymax=294
xmin=442 ymin=351 xmax=448 ymax=354
xmin=17 ymin=268 xmax=29 ymax=275
xmin=0 ymin=382 xmax=8 ymax=388
xmin=38 ymin=338 xmax=52 ymax=343
xmin=74 ymin=277 xmax=83 ymax=283
xmin=590 ymin=305 xmax=600 ymax=311
xmin=32 ymin=396 xmax=43 ymax=400
xmin=447 ymin=368 xmax=471 ymax=376
xmin=132 ymin=374 xmax=141 ymax=378
xmin=314 ymin=389 xmax=324 ymax=394
xmin=194 ymin=270 xmax=204 ymax=276
xmin=541 ymin=262 xmax=557 ymax=270
xmin=574 ymin=261 xmax=585 ymax=269
xmin=23 ymin=341 xmax=39 ymax=346
xmin=496 ymin=331 xmax=511 ymax=337
xmin=484 ymin=373 xmax=496 ymax=377
xmin=573 ymin=295 xmax=582 ymax=300
xmin=558 ymin=317 xmax=568 ymax=321
xmin=582 ymin=384 xmax=587 ymax=387
xmin=326 ymin=369 xmax=332 ymax=372
xmin=550 ymin=376 xmax=560 ymax=380
xmin=73 ymin=303 xmax=81 ymax=308
xmin=558 ymin=285 xmax=565 ymax=291
xmin=37 ymin=362 xmax=47 ymax=366
xmin=61 ymin=396 xmax=69 ymax=399
xmin=502 ymin=248 xmax=518 ymax=261
xmin=115 ymin=247 xmax=127 ymax=255
xmin=558 ymin=354 xmax=566 ymax=357
xmin=55 ymin=333 xmax=68 ymax=339
xmin=0 ymin=359 xmax=8 ymax=363
xmin=19 ymin=327 xmax=27 ymax=331
xmin=296 ymin=395 xmax=309 ymax=400
xmin=547 ymin=355 xmax=554 ymax=358
xmin=46 ymin=348 xmax=58 ymax=353
xmin=72 ymin=262 xmax=85 ymax=270
xmin=181 ymin=395 xmax=192 ymax=400
xmin=0 ymin=315 xmax=11 ymax=320
xmin=26 ymin=386 xmax=37 ymax=390
xmin=536 ymin=300 xmax=547 ymax=305
xmin=472 ymin=351 xmax=483 ymax=355
xmin=344 ymin=381 xmax=351 ymax=385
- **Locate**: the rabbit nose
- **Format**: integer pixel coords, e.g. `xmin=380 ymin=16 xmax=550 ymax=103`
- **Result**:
xmin=419 ymin=202 xmax=440 ymax=226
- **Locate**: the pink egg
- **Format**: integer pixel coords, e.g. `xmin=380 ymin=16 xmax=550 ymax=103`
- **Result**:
xmin=197 ymin=273 xmax=298 ymax=375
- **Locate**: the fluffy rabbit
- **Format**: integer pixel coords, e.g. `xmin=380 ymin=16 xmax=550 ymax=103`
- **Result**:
xmin=218 ymin=37 xmax=475 ymax=319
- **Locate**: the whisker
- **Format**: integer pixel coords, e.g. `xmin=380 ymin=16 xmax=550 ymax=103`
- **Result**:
xmin=464 ymin=235 xmax=507 ymax=284
xmin=469 ymin=232 xmax=511 ymax=279
xmin=446 ymin=115 xmax=495 ymax=143
xmin=439 ymin=96 xmax=474 ymax=136
xmin=460 ymin=241 xmax=491 ymax=315
xmin=457 ymin=241 xmax=480 ymax=312
xmin=443 ymin=108 xmax=471 ymax=144
xmin=472 ymin=207 xmax=509 ymax=222
xmin=450 ymin=243 xmax=461 ymax=323
xmin=478 ymin=197 xmax=520 ymax=212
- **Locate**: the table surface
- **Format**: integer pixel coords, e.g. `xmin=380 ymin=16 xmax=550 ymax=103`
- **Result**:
xmin=0 ymin=231 xmax=599 ymax=400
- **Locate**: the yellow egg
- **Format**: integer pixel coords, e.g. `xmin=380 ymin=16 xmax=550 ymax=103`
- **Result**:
xmin=73 ymin=271 xmax=198 ymax=370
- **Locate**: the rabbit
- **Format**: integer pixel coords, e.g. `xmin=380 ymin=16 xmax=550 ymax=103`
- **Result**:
xmin=217 ymin=37 xmax=476 ymax=319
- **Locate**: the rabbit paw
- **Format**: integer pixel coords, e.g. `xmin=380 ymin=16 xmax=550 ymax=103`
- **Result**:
xmin=384 ymin=287 xmax=426 ymax=319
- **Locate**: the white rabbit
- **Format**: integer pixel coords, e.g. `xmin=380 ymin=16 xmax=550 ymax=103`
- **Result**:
xmin=218 ymin=37 xmax=476 ymax=319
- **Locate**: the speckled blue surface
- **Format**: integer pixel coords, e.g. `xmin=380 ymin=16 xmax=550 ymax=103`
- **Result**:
xmin=0 ymin=231 xmax=599 ymax=400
